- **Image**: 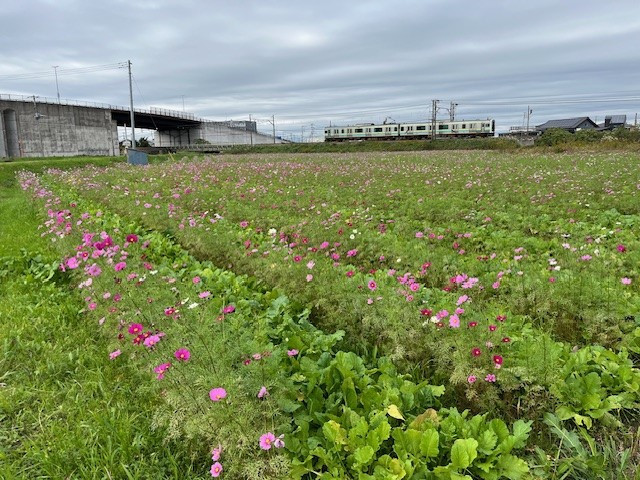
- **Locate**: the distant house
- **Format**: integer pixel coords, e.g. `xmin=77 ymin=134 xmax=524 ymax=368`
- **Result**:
xmin=598 ymin=115 xmax=627 ymax=130
xmin=536 ymin=117 xmax=598 ymax=133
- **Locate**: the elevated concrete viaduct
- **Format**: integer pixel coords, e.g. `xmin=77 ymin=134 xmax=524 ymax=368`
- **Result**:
xmin=1 ymin=93 xmax=283 ymax=158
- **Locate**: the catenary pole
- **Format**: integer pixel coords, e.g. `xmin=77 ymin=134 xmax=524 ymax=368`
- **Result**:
xmin=128 ymin=60 xmax=136 ymax=148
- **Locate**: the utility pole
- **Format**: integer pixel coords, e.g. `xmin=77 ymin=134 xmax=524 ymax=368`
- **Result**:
xmin=449 ymin=102 xmax=457 ymax=122
xmin=249 ymin=114 xmax=254 ymax=146
xmin=526 ymin=105 xmax=532 ymax=132
xmin=52 ymin=65 xmax=60 ymax=103
xmin=431 ymin=99 xmax=439 ymax=140
xmin=127 ymin=60 xmax=136 ymax=148
xmin=266 ymin=115 xmax=276 ymax=143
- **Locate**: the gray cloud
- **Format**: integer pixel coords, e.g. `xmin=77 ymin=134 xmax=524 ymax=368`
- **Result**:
xmin=1 ymin=0 xmax=639 ymax=138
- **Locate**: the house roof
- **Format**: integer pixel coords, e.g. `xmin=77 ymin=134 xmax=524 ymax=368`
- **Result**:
xmin=606 ymin=114 xmax=627 ymax=125
xmin=536 ymin=117 xmax=596 ymax=130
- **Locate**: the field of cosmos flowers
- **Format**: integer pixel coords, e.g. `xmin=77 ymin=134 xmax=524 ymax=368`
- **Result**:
xmin=2 ymin=149 xmax=640 ymax=479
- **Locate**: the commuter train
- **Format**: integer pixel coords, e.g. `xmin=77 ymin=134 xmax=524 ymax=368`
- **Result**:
xmin=324 ymin=119 xmax=496 ymax=141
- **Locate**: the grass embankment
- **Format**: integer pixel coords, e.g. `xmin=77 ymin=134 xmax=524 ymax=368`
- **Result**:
xmin=217 ymin=137 xmax=519 ymax=155
xmin=0 ymin=158 xmax=201 ymax=479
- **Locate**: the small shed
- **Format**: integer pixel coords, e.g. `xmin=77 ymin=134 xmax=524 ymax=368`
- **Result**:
xmin=536 ymin=117 xmax=598 ymax=133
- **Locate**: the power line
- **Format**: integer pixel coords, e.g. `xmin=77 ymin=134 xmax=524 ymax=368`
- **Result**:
xmin=0 ymin=61 xmax=127 ymax=81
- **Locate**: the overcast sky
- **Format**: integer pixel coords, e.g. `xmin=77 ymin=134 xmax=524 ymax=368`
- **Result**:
xmin=2 ymin=0 xmax=640 ymax=139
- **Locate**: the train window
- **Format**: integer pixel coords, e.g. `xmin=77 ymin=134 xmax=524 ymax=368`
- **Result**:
xmin=366 ymin=128 xmax=371 ymax=132
xmin=462 ymin=124 xmax=466 ymax=129
xmin=355 ymin=128 xmax=363 ymax=133
xmin=374 ymin=127 xmax=383 ymax=132
xmin=325 ymin=130 xmax=329 ymax=135
xmin=394 ymin=127 xmax=397 ymax=131
xmin=341 ymin=129 xmax=344 ymax=134
xmin=400 ymin=126 xmax=405 ymax=131
xmin=452 ymin=124 xmax=458 ymax=129
xmin=469 ymin=124 xmax=475 ymax=129
xmin=416 ymin=125 xmax=426 ymax=131
xmin=439 ymin=124 xmax=448 ymax=130
xmin=483 ymin=123 xmax=490 ymax=127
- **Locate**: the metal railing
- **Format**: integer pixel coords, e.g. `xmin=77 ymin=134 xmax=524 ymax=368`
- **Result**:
xmin=0 ymin=92 xmax=206 ymax=122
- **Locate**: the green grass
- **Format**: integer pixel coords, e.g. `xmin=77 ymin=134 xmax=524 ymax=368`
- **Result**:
xmin=216 ymin=137 xmax=520 ymax=154
xmin=0 ymin=161 xmax=203 ymax=479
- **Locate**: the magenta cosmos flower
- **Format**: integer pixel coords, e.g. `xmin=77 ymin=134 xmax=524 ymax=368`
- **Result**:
xmin=209 ymin=387 xmax=227 ymax=402
xmin=222 ymin=305 xmax=235 ymax=314
xmin=259 ymin=432 xmax=276 ymax=450
xmin=174 ymin=348 xmax=191 ymax=361
xmin=368 ymin=280 xmax=377 ymax=291
xmin=126 ymin=234 xmax=138 ymax=243
xmin=128 ymin=323 xmax=143 ymax=335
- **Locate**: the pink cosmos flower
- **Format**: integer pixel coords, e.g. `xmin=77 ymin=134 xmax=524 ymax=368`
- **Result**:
xmin=143 ymin=334 xmax=161 ymax=348
xmin=209 ymin=387 xmax=227 ymax=402
xmin=287 ymin=349 xmax=299 ymax=357
xmin=485 ymin=374 xmax=497 ymax=383
xmin=456 ymin=295 xmax=469 ymax=306
xmin=258 ymin=386 xmax=269 ymax=398
xmin=192 ymin=276 xmax=201 ymax=284
xmin=174 ymin=348 xmax=191 ymax=361
xmin=346 ymin=249 xmax=358 ymax=257
xmin=320 ymin=241 xmax=329 ymax=249
xmin=223 ymin=305 xmax=235 ymax=314
xmin=622 ymin=277 xmax=632 ymax=285
xmin=86 ymin=264 xmax=102 ymax=276
xmin=199 ymin=291 xmax=211 ymax=298
xmin=368 ymin=280 xmax=377 ymax=291
xmin=306 ymin=274 xmax=313 ymax=282
xmin=239 ymin=221 xmax=249 ymax=228
xmin=259 ymin=432 xmax=276 ymax=450
xmin=581 ymin=255 xmax=592 ymax=261
xmin=211 ymin=445 xmax=222 ymax=461
xmin=467 ymin=375 xmax=477 ymax=384
xmin=617 ymin=244 xmax=626 ymax=252
xmin=114 ymin=261 xmax=127 ymax=271
xmin=306 ymin=260 xmax=315 ymax=269
xmin=109 ymin=349 xmax=121 ymax=360
xmin=66 ymin=257 xmax=79 ymax=269
xmin=449 ymin=315 xmax=460 ymax=328
xmin=210 ymin=462 xmax=223 ymax=477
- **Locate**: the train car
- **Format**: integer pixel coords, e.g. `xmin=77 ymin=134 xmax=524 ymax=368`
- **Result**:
xmin=324 ymin=119 xmax=495 ymax=142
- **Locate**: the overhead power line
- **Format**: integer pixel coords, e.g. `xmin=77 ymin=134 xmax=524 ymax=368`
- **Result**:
xmin=0 ymin=62 xmax=127 ymax=81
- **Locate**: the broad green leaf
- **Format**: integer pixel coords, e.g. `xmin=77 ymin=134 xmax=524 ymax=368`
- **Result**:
xmin=354 ymin=445 xmax=375 ymax=465
xmin=323 ymin=420 xmax=347 ymax=446
xmin=489 ymin=419 xmax=509 ymax=441
xmin=420 ymin=429 xmax=439 ymax=458
xmin=476 ymin=429 xmax=497 ymax=454
xmin=511 ymin=420 xmax=532 ymax=448
xmin=496 ymin=453 xmax=529 ymax=480
xmin=450 ymin=438 xmax=478 ymax=470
